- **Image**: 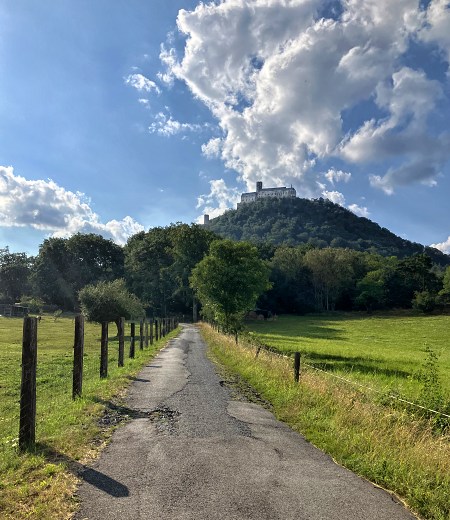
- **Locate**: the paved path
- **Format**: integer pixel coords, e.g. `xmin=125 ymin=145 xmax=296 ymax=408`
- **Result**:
xmin=75 ymin=324 xmax=416 ymax=520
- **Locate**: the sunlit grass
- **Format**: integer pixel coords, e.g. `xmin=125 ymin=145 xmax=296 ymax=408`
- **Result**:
xmin=246 ymin=312 xmax=450 ymax=403
xmin=202 ymin=323 xmax=450 ymax=520
xmin=0 ymin=315 xmax=177 ymax=519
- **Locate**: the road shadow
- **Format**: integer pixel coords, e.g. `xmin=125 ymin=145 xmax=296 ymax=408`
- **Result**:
xmin=36 ymin=444 xmax=129 ymax=498
xmin=93 ymin=397 xmax=152 ymax=421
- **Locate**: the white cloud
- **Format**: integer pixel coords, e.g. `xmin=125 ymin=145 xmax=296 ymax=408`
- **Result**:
xmin=160 ymin=0 xmax=450 ymax=199
xmin=322 ymin=190 xmax=346 ymax=206
xmin=348 ymin=203 xmax=369 ymax=218
xmin=124 ymin=73 xmax=160 ymax=94
xmin=158 ymin=45 xmax=178 ymax=85
xmin=196 ymin=179 xmax=241 ymax=220
xmin=322 ymin=188 xmax=370 ymax=217
xmin=201 ymin=137 xmax=223 ymax=158
xmin=341 ymin=67 xmax=448 ymax=193
xmin=0 ymin=166 xmax=144 ymax=245
xmin=324 ymin=168 xmax=352 ymax=185
xmin=419 ymin=0 xmax=450 ymax=68
xmin=149 ymin=112 xmax=202 ymax=136
xmin=431 ymin=236 xmax=450 ymax=254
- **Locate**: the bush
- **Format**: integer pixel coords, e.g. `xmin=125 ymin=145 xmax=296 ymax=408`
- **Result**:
xmin=412 ymin=291 xmax=437 ymax=313
xmin=79 ymin=279 xmax=144 ymax=330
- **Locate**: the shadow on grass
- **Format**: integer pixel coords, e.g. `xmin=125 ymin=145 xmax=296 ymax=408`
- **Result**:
xmin=37 ymin=443 xmax=129 ymax=498
xmin=305 ymin=352 xmax=413 ymax=379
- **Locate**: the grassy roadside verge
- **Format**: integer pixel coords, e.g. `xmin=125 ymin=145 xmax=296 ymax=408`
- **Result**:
xmin=0 ymin=317 xmax=179 ymax=520
xmin=201 ymin=323 xmax=450 ymax=520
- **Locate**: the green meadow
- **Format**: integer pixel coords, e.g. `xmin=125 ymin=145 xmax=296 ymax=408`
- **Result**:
xmin=203 ymin=316 xmax=450 ymax=520
xmin=0 ymin=315 xmax=175 ymax=519
xmin=246 ymin=312 xmax=450 ymax=404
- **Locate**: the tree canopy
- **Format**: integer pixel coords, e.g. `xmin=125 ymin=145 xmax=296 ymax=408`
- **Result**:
xmin=205 ymin=198 xmax=450 ymax=265
xmin=190 ymin=239 xmax=271 ymax=331
xmin=79 ymin=279 xmax=144 ymax=331
xmin=33 ymin=233 xmax=124 ymax=310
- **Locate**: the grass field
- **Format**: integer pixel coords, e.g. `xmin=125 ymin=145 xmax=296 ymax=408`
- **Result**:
xmin=0 ymin=315 xmax=176 ymax=519
xmin=203 ymin=318 xmax=450 ymax=520
xmin=246 ymin=312 xmax=450 ymax=407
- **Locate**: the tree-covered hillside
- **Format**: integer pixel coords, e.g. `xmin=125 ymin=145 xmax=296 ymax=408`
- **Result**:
xmin=206 ymin=198 xmax=450 ymax=265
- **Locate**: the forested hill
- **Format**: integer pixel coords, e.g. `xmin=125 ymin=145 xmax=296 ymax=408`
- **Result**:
xmin=206 ymin=197 xmax=450 ymax=265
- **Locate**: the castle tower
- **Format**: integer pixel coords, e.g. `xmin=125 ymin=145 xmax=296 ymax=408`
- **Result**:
xmin=203 ymin=214 xmax=210 ymax=225
xmin=256 ymin=181 xmax=262 ymax=192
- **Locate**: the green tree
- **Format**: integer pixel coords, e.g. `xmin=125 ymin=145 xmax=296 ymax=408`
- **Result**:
xmin=124 ymin=228 xmax=175 ymax=316
xmin=265 ymin=246 xmax=314 ymax=314
xmin=355 ymin=271 xmax=385 ymax=311
xmin=304 ymin=248 xmax=356 ymax=311
xmin=190 ymin=240 xmax=271 ymax=333
xmin=167 ymin=223 xmax=216 ymax=319
xmin=79 ymin=279 xmax=144 ymax=332
xmin=0 ymin=248 xmax=33 ymax=302
xmin=33 ymin=234 xmax=124 ymax=310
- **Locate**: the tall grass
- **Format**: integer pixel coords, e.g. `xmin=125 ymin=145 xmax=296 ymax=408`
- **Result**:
xmin=202 ymin=323 xmax=450 ymax=520
xmin=0 ymin=316 xmax=176 ymax=519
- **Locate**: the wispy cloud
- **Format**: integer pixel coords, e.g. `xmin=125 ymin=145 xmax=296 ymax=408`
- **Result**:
xmin=0 ymin=166 xmax=144 ymax=245
xmin=124 ymin=73 xmax=161 ymax=94
xmin=149 ymin=112 xmax=202 ymax=137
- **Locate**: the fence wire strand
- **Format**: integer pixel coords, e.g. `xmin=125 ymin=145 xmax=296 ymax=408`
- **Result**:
xmin=243 ymin=336 xmax=450 ymax=420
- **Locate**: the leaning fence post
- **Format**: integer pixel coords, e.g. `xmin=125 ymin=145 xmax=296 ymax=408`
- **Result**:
xmin=294 ymin=352 xmax=301 ymax=383
xmin=19 ymin=316 xmax=38 ymax=451
xmin=100 ymin=322 xmax=108 ymax=378
xmin=129 ymin=322 xmax=135 ymax=358
xmin=73 ymin=315 xmax=84 ymax=399
xmin=118 ymin=317 xmax=125 ymax=367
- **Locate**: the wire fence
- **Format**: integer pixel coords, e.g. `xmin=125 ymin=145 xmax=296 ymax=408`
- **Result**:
xmin=223 ymin=328 xmax=450 ymax=421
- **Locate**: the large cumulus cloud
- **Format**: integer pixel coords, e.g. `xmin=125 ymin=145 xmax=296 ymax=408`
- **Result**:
xmin=162 ymin=0 xmax=450 ymax=207
xmin=0 ymin=166 xmax=144 ymax=244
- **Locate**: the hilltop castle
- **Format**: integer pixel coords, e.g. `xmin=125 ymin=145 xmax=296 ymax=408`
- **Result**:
xmin=203 ymin=181 xmax=296 ymax=224
xmin=238 ymin=181 xmax=296 ymax=206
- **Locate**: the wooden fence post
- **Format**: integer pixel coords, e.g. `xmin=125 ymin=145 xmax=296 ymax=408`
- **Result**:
xmin=294 ymin=352 xmax=301 ymax=383
xmin=19 ymin=316 xmax=38 ymax=451
xmin=145 ymin=320 xmax=149 ymax=347
xmin=118 ymin=317 xmax=125 ymax=367
xmin=159 ymin=319 xmax=162 ymax=339
xmin=129 ymin=322 xmax=135 ymax=358
xmin=155 ymin=319 xmax=159 ymax=341
xmin=100 ymin=322 xmax=108 ymax=378
xmin=73 ymin=315 xmax=84 ymax=399
xmin=139 ymin=319 xmax=144 ymax=350
xmin=149 ymin=318 xmax=154 ymax=345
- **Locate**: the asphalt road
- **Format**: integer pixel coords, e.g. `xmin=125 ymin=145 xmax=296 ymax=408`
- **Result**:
xmin=75 ymin=324 xmax=417 ymax=520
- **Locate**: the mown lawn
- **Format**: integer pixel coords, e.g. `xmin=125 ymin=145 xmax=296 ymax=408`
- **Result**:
xmin=0 ymin=315 xmax=176 ymax=519
xmin=246 ymin=312 xmax=450 ymax=403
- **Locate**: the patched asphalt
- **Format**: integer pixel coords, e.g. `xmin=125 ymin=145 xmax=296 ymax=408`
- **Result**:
xmin=74 ymin=324 xmax=417 ymax=520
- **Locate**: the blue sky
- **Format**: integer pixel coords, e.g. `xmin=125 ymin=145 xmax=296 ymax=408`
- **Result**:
xmin=1 ymin=0 xmax=450 ymax=255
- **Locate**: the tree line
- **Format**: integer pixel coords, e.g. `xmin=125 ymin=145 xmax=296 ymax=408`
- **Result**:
xmin=1 ymin=224 xmax=450 ymax=329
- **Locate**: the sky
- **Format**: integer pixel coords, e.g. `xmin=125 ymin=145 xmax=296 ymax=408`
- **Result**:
xmin=1 ymin=0 xmax=450 ymax=256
